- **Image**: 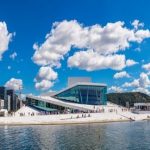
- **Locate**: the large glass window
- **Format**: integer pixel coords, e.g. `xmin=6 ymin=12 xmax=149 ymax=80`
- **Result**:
xmin=54 ymin=85 xmax=107 ymax=105
xmin=27 ymin=97 xmax=66 ymax=112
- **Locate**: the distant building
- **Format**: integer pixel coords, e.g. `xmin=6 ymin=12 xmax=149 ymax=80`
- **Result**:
xmin=0 ymin=86 xmax=20 ymax=112
xmin=0 ymin=99 xmax=4 ymax=109
xmin=40 ymin=91 xmax=56 ymax=97
xmin=7 ymin=90 xmax=19 ymax=111
xmin=15 ymin=94 xmax=22 ymax=111
xmin=26 ymin=77 xmax=107 ymax=113
xmin=7 ymin=89 xmax=15 ymax=111
xmin=0 ymin=87 xmax=7 ymax=101
xmin=7 ymin=95 xmax=11 ymax=111
xmin=0 ymin=86 xmax=8 ymax=109
xmin=68 ymin=77 xmax=91 ymax=87
xmin=133 ymin=103 xmax=150 ymax=114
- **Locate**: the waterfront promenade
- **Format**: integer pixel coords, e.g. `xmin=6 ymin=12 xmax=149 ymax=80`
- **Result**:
xmin=0 ymin=107 xmax=149 ymax=125
xmin=0 ymin=112 xmax=129 ymax=125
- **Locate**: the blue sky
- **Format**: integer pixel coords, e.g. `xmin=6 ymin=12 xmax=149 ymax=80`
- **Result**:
xmin=0 ymin=0 xmax=150 ymax=95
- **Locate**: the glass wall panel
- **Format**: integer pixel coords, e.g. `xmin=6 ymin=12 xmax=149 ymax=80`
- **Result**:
xmin=26 ymin=97 xmax=66 ymax=112
xmin=54 ymin=85 xmax=107 ymax=105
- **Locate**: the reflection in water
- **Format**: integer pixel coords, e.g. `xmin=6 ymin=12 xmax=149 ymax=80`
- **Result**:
xmin=0 ymin=121 xmax=150 ymax=150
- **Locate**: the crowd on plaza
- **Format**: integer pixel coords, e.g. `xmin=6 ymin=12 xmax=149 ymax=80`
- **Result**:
xmin=13 ymin=105 xmax=131 ymax=117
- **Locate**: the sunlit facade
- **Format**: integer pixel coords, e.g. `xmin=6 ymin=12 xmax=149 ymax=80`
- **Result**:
xmin=26 ymin=97 xmax=66 ymax=112
xmin=55 ymin=85 xmax=107 ymax=105
xmin=26 ymin=81 xmax=107 ymax=112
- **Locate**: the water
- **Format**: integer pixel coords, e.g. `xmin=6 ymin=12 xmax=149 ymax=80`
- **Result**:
xmin=0 ymin=121 xmax=150 ymax=150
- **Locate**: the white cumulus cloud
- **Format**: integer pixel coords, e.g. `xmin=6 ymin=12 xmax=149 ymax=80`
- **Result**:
xmin=0 ymin=22 xmax=13 ymax=60
xmin=142 ymin=63 xmax=150 ymax=71
xmin=32 ymin=20 xmax=150 ymax=89
xmin=34 ymin=66 xmax=57 ymax=90
xmin=132 ymin=87 xmax=150 ymax=95
xmin=10 ymin=52 xmax=17 ymax=60
xmin=35 ymin=80 xmax=54 ymax=91
xmin=32 ymin=20 xmax=88 ymax=67
xmin=123 ymin=72 xmax=150 ymax=89
xmin=120 ymin=72 xmax=150 ymax=95
xmin=126 ymin=59 xmax=138 ymax=67
xmin=32 ymin=20 xmax=149 ymax=67
xmin=5 ymin=78 xmax=23 ymax=91
xmin=113 ymin=71 xmax=130 ymax=79
xmin=68 ymin=50 xmax=127 ymax=71
xmin=139 ymin=72 xmax=150 ymax=88
xmin=108 ymin=86 xmax=124 ymax=93
xmin=123 ymin=79 xmax=139 ymax=88
xmin=131 ymin=20 xmax=144 ymax=30
xmin=35 ymin=66 xmax=58 ymax=81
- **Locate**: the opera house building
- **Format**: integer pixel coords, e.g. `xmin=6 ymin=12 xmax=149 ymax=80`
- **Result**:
xmin=26 ymin=77 xmax=107 ymax=113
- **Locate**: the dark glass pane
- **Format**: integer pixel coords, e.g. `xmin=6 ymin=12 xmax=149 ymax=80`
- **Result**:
xmin=54 ymin=85 xmax=107 ymax=105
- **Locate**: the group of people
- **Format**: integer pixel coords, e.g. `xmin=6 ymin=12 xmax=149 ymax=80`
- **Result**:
xmin=13 ymin=106 xmax=131 ymax=117
xmin=70 ymin=113 xmax=91 ymax=119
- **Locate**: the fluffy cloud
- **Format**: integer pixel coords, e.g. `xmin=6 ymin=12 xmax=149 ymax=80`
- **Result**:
xmin=142 ymin=63 xmax=150 ymax=71
xmin=110 ymin=72 xmax=150 ymax=95
xmin=123 ymin=79 xmax=139 ymax=88
xmin=35 ymin=66 xmax=57 ymax=81
xmin=113 ymin=71 xmax=130 ymax=79
xmin=32 ymin=20 xmax=150 ymax=89
xmin=87 ymin=21 xmax=150 ymax=54
xmin=0 ymin=22 xmax=13 ymax=60
xmin=35 ymin=80 xmax=54 ymax=91
xmin=68 ymin=50 xmax=127 ymax=71
xmin=10 ymin=52 xmax=17 ymax=60
xmin=123 ymin=72 xmax=150 ymax=88
xmin=133 ymin=29 xmax=150 ymax=42
xmin=132 ymin=87 xmax=150 ymax=95
xmin=34 ymin=66 xmax=57 ymax=90
xmin=121 ymin=72 xmax=150 ymax=95
xmin=132 ymin=20 xmax=144 ymax=30
xmin=126 ymin=59 xmax=138 ymax=67
xmin=139 ymin=72 xmax=150 ymax=88
xmin=68 ymin=51 xmax=138 ymax=71
xmin=32 ymin=20 xmax=149 ymax=67
xmin=108 ymin=86 xmax=124 ymax=93
xmin=32 ymin=20 xmax=88 ymax=67
xmin=5 ymin=78 xmax=23 ymax=91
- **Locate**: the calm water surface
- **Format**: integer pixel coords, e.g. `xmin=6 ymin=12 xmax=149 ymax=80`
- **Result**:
xmin=0 ymin=121 xmax=150 ymax=150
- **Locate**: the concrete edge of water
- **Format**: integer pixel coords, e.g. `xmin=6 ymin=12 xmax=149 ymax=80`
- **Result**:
xmin=0 ymin=119 xmax=133 ymax=126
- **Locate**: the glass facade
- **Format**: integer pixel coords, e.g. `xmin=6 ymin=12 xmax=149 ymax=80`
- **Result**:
xmin=26 ymin=84 xmax=107 ymax=112
xmin=26 ymin=97 xmax=65 ymax=112
xmin=54 ymin=85 xmax=107 ymax=105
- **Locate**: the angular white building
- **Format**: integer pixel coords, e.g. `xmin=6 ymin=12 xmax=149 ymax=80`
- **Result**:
xmin=26 ymin=78 xmax=107 ymax=112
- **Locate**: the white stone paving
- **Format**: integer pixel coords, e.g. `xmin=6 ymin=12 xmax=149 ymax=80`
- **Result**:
xmin=0 ymin=105 xmax=149 ymax=125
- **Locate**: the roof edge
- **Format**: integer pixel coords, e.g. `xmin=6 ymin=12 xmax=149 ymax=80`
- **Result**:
xmin=52 ymin=82 xmax=107 ymax=96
